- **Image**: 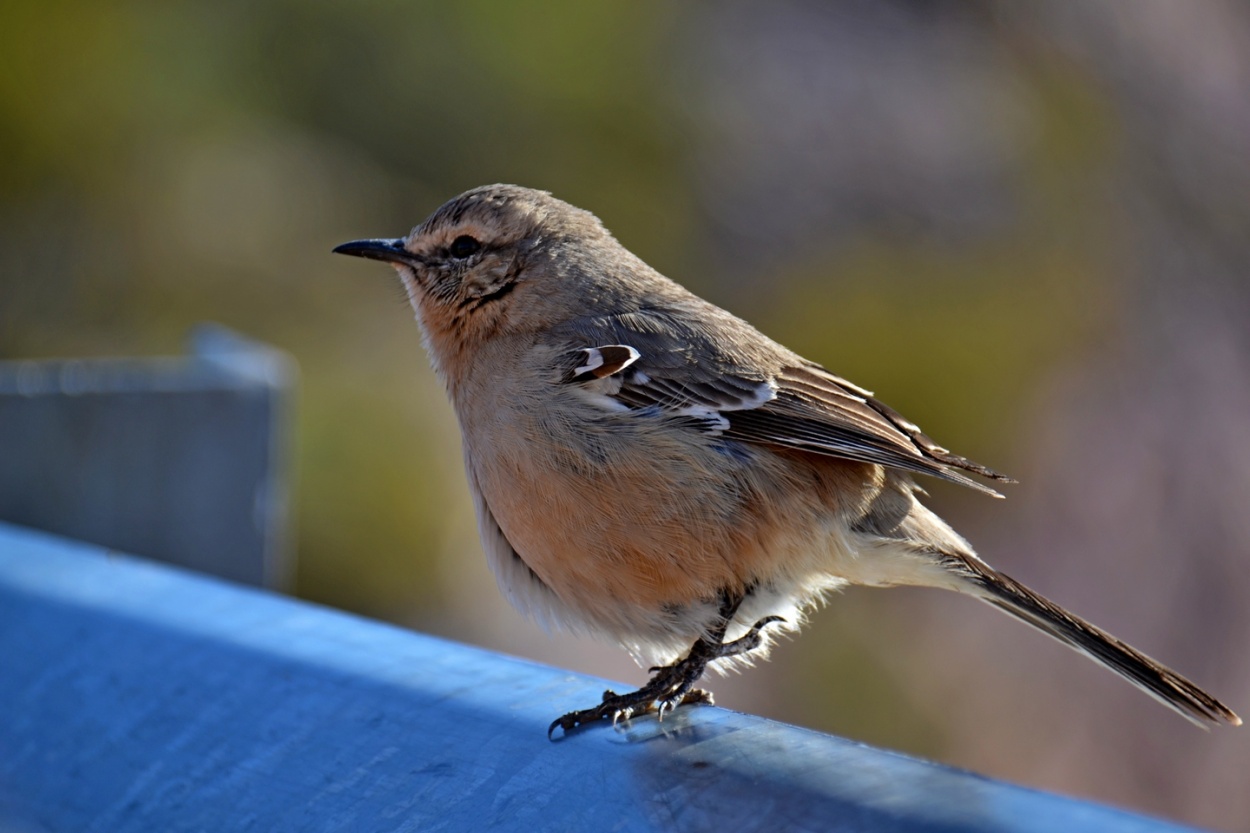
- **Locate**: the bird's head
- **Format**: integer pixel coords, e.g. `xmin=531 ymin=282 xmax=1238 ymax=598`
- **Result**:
xmin=334 ymin=184 xmax=615 ymax=357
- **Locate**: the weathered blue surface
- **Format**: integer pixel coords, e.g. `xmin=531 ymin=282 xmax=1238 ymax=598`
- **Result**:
xmin=0 ymin=522 xmax=1203 ymax=833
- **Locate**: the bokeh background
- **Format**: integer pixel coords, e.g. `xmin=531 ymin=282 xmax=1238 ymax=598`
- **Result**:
xmin=4 ymin=1 xmax=1250 ymax=829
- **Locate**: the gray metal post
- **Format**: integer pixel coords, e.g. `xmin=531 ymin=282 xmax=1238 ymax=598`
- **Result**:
xmin=0 ymin=325 xmax=293 ymax=588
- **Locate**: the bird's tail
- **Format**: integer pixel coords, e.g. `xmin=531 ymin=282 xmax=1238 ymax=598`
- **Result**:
xmin=946 ymin=553 xmax=1241 ymax=728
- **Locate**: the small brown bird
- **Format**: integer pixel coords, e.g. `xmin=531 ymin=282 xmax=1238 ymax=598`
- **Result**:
xmin=334 ymin=184 xmax=1240 ymax=736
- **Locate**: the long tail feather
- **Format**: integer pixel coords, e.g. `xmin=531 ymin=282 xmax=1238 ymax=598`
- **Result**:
xmin=950 ymin=555 xmax=1240 ymax=727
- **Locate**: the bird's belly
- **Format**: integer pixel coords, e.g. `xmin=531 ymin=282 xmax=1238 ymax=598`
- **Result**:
xmin=467 ymin=416 xmax=870 ymax=654
xmin=484 ymin=443 xmax=747 ymax=609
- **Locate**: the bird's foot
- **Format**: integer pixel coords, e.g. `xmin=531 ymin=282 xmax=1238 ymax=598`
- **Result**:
xmin=547 ymin=615 xmax=785 ymax=739
xmin=547 ymin=684 xmax=713 ymax=739
xmin=716 ymin=614 xmax=786 ymax=659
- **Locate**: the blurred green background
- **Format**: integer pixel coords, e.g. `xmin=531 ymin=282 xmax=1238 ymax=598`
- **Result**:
xmin=4 ymin=2 xmax=1250 ymax=831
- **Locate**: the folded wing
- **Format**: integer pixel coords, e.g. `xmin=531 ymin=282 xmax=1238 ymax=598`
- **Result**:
xmin=564 ymin=342 xmax=1012 ymax=496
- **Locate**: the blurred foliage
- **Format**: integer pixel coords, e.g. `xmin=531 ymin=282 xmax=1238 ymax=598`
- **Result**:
xmin=2 ymin=0 xmax=1207 ymax=812
xmin=1 ymin=0 xmax=1117 ymax=693
xmin=0 ymin=0 xmax=701 ymax=627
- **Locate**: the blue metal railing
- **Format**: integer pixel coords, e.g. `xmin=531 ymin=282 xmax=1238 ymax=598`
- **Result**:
xmin=0 ymin=522 xmax=1202 ymax=833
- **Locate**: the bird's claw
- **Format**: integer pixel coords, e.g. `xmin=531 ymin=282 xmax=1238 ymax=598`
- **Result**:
xmin=548 ymin=605 xmax=782 ymax=739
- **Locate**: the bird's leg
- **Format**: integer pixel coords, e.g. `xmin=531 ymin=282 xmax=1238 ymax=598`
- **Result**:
xmin=548 ymin=593 xmax=786 ymax=738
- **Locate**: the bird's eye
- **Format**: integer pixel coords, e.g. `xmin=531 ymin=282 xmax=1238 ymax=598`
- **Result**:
xmin=449 ymin=235 xmax=482 ymax=259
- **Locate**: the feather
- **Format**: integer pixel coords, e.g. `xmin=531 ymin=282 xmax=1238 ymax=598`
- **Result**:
xmin=564 ymin=331 xmax=1013 ymax=496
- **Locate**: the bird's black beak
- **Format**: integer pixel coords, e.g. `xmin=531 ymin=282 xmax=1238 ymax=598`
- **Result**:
xmin=332 ymin=238 xmax=426 ymax=268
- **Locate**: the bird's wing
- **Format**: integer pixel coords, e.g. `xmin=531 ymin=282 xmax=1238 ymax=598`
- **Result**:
xmin=723 ymin=362 xmax=1014 ymax=496
xmin=560 ymin=335 xmax=1013 ymax=496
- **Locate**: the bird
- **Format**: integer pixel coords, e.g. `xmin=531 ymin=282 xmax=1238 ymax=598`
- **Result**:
xmin=334 ymin=183 xmax=1241 ymax=737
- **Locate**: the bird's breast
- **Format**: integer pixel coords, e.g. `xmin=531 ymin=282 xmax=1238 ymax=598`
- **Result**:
xmin=464 ymin=397 xmax=770 ymax=611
